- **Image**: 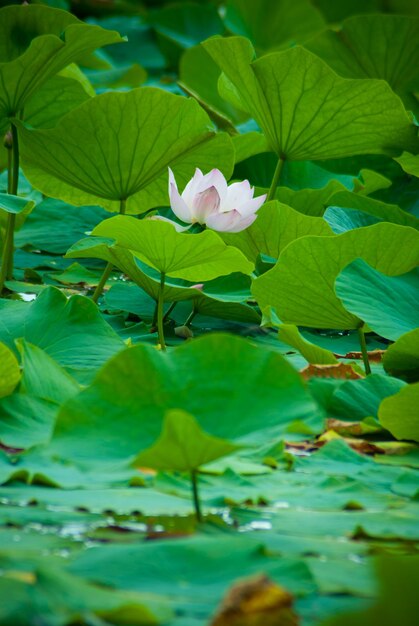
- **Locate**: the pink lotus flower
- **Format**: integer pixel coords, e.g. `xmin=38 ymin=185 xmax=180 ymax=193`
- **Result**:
xmin=168 ymin=168 xmax=266 ymax=233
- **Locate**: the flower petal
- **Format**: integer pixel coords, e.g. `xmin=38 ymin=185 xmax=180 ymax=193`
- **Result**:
xmin=235 ymin=193 xmax=267 ymax=217
xmin=181 ymin=168 xmax=204 ymax=206
xmin=169 ymin=179 xmax=193 ymax=223
xmin=192 ymin=186 xmax=221 ymax=222
xmin=198 ymin=168 xmax=228 ymax=203
xmin=206 ymin=209 xmax=258 ymax=233
xmin=222 ymin=180 xmax=254 ymax=211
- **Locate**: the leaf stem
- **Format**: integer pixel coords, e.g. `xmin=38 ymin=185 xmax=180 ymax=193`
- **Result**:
xmin=0 ymin=124 xmax=19 ymax=295
xmin=157 ymin=272 xmax=166 ymax=350
xmin=163 ymin=301 xmax=177 ymax=322
xmin=267 ymin=155 xmax=285 ymax=202
xmin=191 ymin=469 xmax=202 ymax=523
xmin=357 ymin=326 xmax=371 ymax=375
xmin=184 ymin=306 xmax=197 ymax=328
xmin=91 ymin=198 xmax=126 ymax=303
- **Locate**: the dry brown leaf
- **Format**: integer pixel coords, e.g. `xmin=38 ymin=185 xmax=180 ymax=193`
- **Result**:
xmin=333 ymin=349 xmax=385 ymax=363
xmin=300 ymin=363 xmax=364 ymax=380
xmin=209 ymin=574 xmax=299 ymax=626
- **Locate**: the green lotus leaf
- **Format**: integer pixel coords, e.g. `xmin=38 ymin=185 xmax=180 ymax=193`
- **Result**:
xmin=134 ymin=409 xmax=241 ymax=472
xmin=221 ymin=200 xmax=333 ymax=263
xmin=203 ymin=37 xmax=418 ymax=160
xmin=0 ymin=342 xmax=21 ymax=399
xmin=383 ymin=329 xmax=419 ymax=383
xmin=379 ymin=383 xmax=419 ymax=442
xmin=51 ymin=334 xmax=323 ymax=464
xmin=91 ymin=216 xmax=253 ymax=281
xmin=0 ymin=4 xmax=123 ymax=131
xmin=325 ymin=192 xmax=419 ymax=230
xmin=252 ymin=223 xmax=419 ymax=329
xmin=179 ymin=44 xmax=249 ymax=130
xmin=0 ymin=193 xmax=34 ymax=215
xmin=224 ymin=0 xmax=325 ymax=54
xmin=335 ymin=260 xmax=419 ymax=341
xmin=0 ymin=287 xmax=123 ymax=384
xmin=66 ymin=236 xmax=202 ymax=303
xmin=17 ymin=87 xmax=235 ymax=213
xmin=395 ymin=152 xmax=419 ymax=177
xmin=306 ymin=15 xmax=419 ymax=116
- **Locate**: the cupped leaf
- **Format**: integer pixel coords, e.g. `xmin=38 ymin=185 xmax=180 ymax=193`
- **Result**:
xmin=395 ymin=152 xmax=419 ymax=177
xmin=91 ymin=216 xmax=254 ymax=281
xmin=324 ymin=191 xmax=419 ymax=231
xmin=0 ymin=287 xmax=124 ymax=384
xmin=252 ymin=223 xmax=419 ymax=329
xmin=0 ymin=4 xmax=123 ymax=130
xmin=203 ymin=37 xmax=418 ymax=160
xmin=224 ymin=0 xmax=325 ymax=53
xmin=134 ymin=409 xmax=241 ymax=472
xmin=17 ymin=87 xmax=234 ymax=213
xmin=378 ymin=383 xmax=419 ymax=442
xmin=0 ymin=342 xmax=20 ymax=399
xmin=221 ymin=200 xmax=333 ymax=263
xmin=383 ymin=329 xmax=419 ymax=383
xmin=335 ymin=260 xmax=419 ymax=341
xmin=51 ymin=334 xmax=323 ymax=465
xmin=66 ymin=236 xmax=202 ymax=303
xmin=306 ymin=15 xmax=419 ymax=115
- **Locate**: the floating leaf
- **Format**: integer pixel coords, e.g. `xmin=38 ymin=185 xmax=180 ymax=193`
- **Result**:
xmin=0 ymin=287 xmax=124 ymax=383
xmin=335 ymin=260 xmax=419 ymax=341
xmin=203 ymin=37 xmax=418 ymax=160
xmin=252 ymin=223 xmax=419 ymax=329
xmin=17 ymin=88 xmax=234 ymax=213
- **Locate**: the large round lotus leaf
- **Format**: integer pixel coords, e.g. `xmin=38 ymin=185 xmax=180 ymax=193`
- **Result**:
xmin=203 ymin=37 xmax=418 ymax=159
xmin=383 ymin=329 xmax=419 ymax=383
xmin=91 ymin=216 xmax=253 ymax=280
xmin=221 ymin=200 xmax=333 ymax=262
xmin=17 ymin=87 xmax=234 ymax=213
xmin=306 ymin=15 xmax=419 ymax=116
xmin=0 ymin=4 xmax=123 ymax=131
xmin=335 ymin=260 xmax=419 ymax=341
xmin=51 ymin=333 xmax=323 ymax=464
xmin=252 ymin=223 xmax=419 ymax=329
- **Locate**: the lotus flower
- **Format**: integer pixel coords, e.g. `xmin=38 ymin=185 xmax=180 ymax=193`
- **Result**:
xmin=168 ymin=168 xmax=266 ymax=233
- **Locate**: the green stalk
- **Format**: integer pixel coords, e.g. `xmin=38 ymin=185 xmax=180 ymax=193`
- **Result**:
xmin=91 ymin=198 xmax=126 ymax=304
xmin=184 ymin=306 xmax=197 ymax=328
xmin=157 ymin=272 xmax=166 ymax=351
xmin=162 ymin=301 xmax=177 ymax=322
xmin=267 ymin=155 xmax=285 ymax=202
xmin=357 ymin=326 xmax=371 ymax=375
xmin=191 ymin=469 xmax=202 ymax=523
xmin=0 ymin=124 xmax=19 ymax=294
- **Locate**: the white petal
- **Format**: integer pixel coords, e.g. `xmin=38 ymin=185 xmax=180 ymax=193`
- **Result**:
xmin=169 ymin=182 xmax=193 ymax=223
xmin=222 ymin=180 xmax=253 ymax=211
xmin=235 ymin=193 xmax=267 ymax=217
xmin=182 ymin=168 xmax=204 ymax=206
xmin=206 ymin=209 xmax=257 ymax=233
xmin=197 ymin=169 xmax=228 ymax=203
xmin=192 ymin=186 xmax=221 ymax=222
